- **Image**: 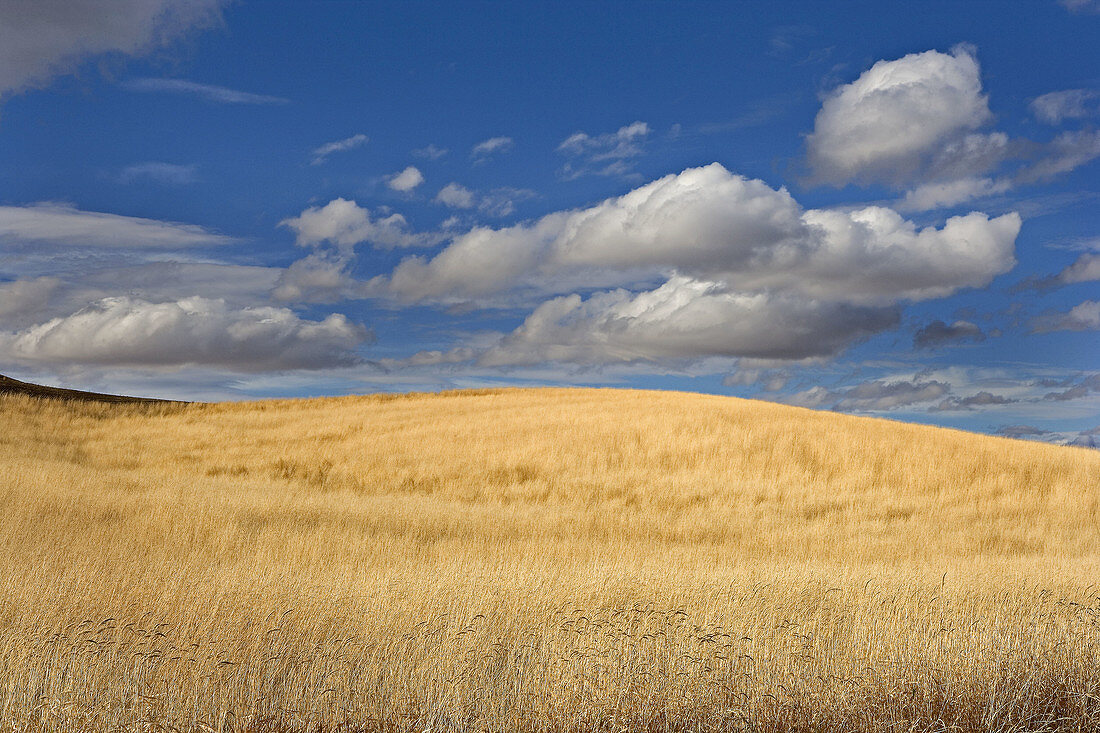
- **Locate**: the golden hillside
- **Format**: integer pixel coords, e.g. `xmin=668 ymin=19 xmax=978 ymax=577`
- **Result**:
xmin=1 ymin=387 xmax=1098 ymax=731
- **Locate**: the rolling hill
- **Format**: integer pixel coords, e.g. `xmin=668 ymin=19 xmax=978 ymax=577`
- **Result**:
xmin=1 ymin=384 xmax=1097 ymax=731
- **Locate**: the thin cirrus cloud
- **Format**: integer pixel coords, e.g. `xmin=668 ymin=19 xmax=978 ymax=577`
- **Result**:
xmin=0 ymin=202 xmax=236 ymax=249
xmin=412 ymin=144 xmax=448 ymax=160
xmin=119 ymin=162 xmax=198 ymax=184
xmin=310 ymin=133 xmax=368 ymax=165
xmin=1031 ymin=89 xmax=1100 ymax=124
xmin=122 ymin=77 xmax=289 ymax=104
xmin=470 ymin=136 xmax=514 ymax=161
xmin=0 ymin=296 xmax=368 ymax=371
xmin=0 ymin=0 xmax=225 ymax=99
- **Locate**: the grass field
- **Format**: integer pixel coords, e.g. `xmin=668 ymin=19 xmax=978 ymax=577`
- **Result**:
xmin=1 ymin=387 xmax=1099 ymax=732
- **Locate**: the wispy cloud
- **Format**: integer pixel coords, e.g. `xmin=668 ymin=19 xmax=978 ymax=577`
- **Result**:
xmin=412 ymin=144 xmax=448 ymax=160
xmin=119 ymin=162 xmax=198 ymax=185
xmin=122 ymin=77 xmax=289 ymax=105
xmin=1031 ymin=89 xmax=1100 ymax=124
xmin=471 ymin=136 xmax=514 ymax=162
xmin=0 ymin=0 xmax=225 ymax=99
xmin=0 ymin=202 xmax=236 ymax=249
xmin=557 ymin=121 xmax=650 ymax=179
xmin=310 ymin=133 xmax=368 ymax=165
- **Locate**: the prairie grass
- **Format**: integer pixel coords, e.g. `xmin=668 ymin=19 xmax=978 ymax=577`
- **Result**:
xmin=1 ymin=387 xmax=1098 ymax=731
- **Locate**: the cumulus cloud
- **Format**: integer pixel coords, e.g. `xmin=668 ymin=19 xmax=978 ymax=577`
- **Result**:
xmin=476 ymin=276 xmax=898 ymax=366
xmin=310 ymin=133 xmax=368 ymax=165
xmin=0 ymin=202 xmax=235 ymax=248
xmin=913 ymin=319 xmax=985 ymax=349
xmin=1031 ymin=300 xmax=1100 ymax=332
xmin=271 ymin=253 xmax=355 ymax=303
xmin=370 ymin=163 xmax=1019 ymax=306
xmin=119 ymin=161 xmax=198 ymax=184
xmin=1031 ymin=89 xmax=1100 ymax=124
xmin=807 ymin=47 xmax=992 ymax=186
xmin=122 ymin=77 xmax=288 ymax=104
xmin=558 ymin=121 xmax=651 ymax=179
xmin=0 ymin=296 xmax=367 ymax=371
xmin=280 ymin=198 xmax=438 ymax=251
xmin=387 ymin=166 xmax=424 ymax=192
xmin=471 ymin=136 xmax=514 ymax=161
xmin=0 ymin=0 xmax=224 ymax=99
xmin=435 ymin=183 xmax=476 ymax=209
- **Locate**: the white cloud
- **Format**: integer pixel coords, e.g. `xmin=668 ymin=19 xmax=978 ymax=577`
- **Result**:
xmin=1032 ymin=300 xmax=1100 ymax=332
xmin=807 ymin=47 xmax=991 ymax=186
xmin=119 ymin=161 xmax=198 ymax=184
xmin=0 ymin=277 xmax=60 ymax=320
xmin=0 ymin=296 xmax=367 ymax=371
xmin=122 ymin=77 xmax=288 ymax=104
xmin=558 ymin=121 xmax=651 ymax=178
xmin=387 ymin=166 xmax=424 ymax=192
xmin=435 ymin=183 xmax=476 ymax=209
xmin=271 ymin=252 xmax=355 ymax=303
xmin=371 ymin=163 xmax=1019 ymax=306
xmin=433 ymin=183 xmax=536 ymax=218
xmin=0 ymin=202 xmax=235 ymax=248
xmin=897 ymin=177 xmax=1009 ymax=211
xmin=1031 ymin=89 xmax=1100 ymax=124
xmin=310 ymin=133 xmax=368 ymax=165
xmin=477 ymin=276 xmax=898 ymax=366
xmin=0 ymin=0 xmax=224 ymax=98
xmin=280 ymin=198 xmax=437 ymax=251
xmin=1016 ymin=129 xmax=1100 ymax=183
xmin=471 ymin=136 xmax=514 ymax=160
xmin=1058 ymin=253 xmax=1100 ymax=284
xmin=412 ymin=144 xmax=448 ymax=160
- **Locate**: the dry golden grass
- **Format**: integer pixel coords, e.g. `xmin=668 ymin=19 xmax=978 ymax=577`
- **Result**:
xmin=1 ymin=387 xmax=1099 ymax=732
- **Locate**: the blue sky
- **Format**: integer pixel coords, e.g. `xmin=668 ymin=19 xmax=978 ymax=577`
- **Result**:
xmin=0 ymin=0 xmax=1097 ymax=445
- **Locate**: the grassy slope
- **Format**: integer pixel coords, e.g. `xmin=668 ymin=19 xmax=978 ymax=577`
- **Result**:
xmin=1 ymin=387 xmax=1098 ymax=731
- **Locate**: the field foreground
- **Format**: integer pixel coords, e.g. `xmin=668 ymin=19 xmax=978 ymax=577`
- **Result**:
xmin=1 ymin=387 xmax=1099 ymax=732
